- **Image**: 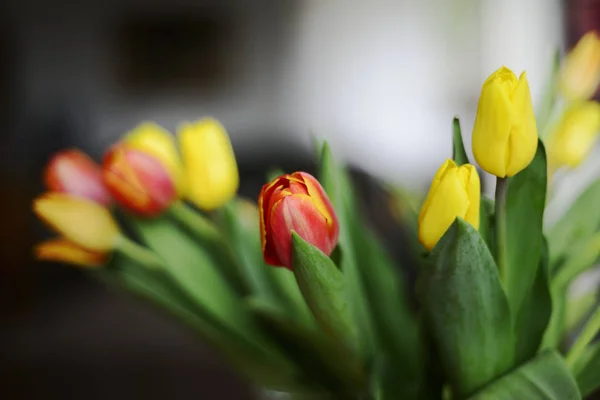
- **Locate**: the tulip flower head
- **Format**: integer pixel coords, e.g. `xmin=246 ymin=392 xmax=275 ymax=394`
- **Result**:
xmin=472 ymin=66 xmax=538 ymax=178
xmin=124 ymin=122 xmax=186 ymax=195
xmin=103 ymin=144 xmax=178 ymax=216
xmin=418 ymin=160 xmax=480 ymax=251
xmin=44 ymin=149 xmax=112 ymax=205
xmin=33 ymin=193 xmax=121 ymax=252
xmin=178 ymin=118 xmax=239 ymax=211
xmin=559 ymin=31 xmax=600 ymax=102
xmin=259 ymin=172 xmax=339 ymax=269
xmin=547 ymin=101 xmax=600 ymax=168
xmin=35 ymin=238 xmax=107 ymax=268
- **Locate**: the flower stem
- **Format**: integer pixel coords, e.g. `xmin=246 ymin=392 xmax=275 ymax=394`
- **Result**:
xmin=116 ymin=235 xmax=164 ymax=269
xmin=168 ymin=201 xmax=223 ymax=244
xmin=566 ymin=305 xmax=600 ymax=368
xmin=495 ymin=177 xmax=508 ymax=281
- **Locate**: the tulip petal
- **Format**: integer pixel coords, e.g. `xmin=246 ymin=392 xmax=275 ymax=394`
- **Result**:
xmin=463 ymin=165 xmax=481 ymax=230
xmin=506 ymin=72 xmax=538 ymax=176
xmin=297 ymin=172 xmax=339 ymax=239
xmin=419 ymin=159 xmax=457 ymax=222
xmin=560 ymin=32 xmax=600 ymax=101
xmin=270 ymin=194 xmax=334 ymax=269
xmin=35 ymin=238 xmax=107 ymax=268
xmin=33 ymin=193 xmax=120 ymax=251
xmin=418 ymin=167 xmax=470 ymax=251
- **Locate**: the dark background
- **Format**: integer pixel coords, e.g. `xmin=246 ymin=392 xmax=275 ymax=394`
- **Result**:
xmin=1 ymin=0 xmax=599 ymax=399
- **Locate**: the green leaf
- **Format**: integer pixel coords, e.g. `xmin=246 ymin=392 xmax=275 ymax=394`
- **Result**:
xmin=266 ymin=168 xmax=286 ymax=182
xmin=318 ymin=141 xmax=375 ymax=358
xmin=541 ymin=286 xmax=568 ymax=350
xmin=572 ymin=341 xmax=600 ymax=397
xmin=514 ymin=237 xmax=552 ymax=365
xmin=480 ymin=196 xmax=495 ymax=257
xmin=537 ymin=48 xmax=561 ymax=138
xmin=247 ymin=297 xmax=365 ymax=396
xmin=125 ymin=215 xmax=259 ymax=341
xmin=219 ymin=200 xmax=315 ymax=327
xmin=468 ymin=350 xmax=581 ymax=400
xmin=291 ymin=232 xmax=355 ymax=347
xmin=552 ymin=232 xmax=600 ymax=290
xmin=95 ymin=254 xmax=298 ymax=391
xmin=548 ymin=178 xmax=600 ymax=270
xmin=565 ymin=289 xmax=598 ymax=334
xmin=452 ymin=117 xmax=470 ymax=166
xmin=418 ymin=218 xmax=514 ymax=398
xmin=505 ymin=141 xmax=547 ymax=316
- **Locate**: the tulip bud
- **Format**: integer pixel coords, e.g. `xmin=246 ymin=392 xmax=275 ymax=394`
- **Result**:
xmin=44 ymin=149 xmax=112 ymax=205
xmin=33 ymin=193 xmax=121 ymax=251
xmin=103 ymin=144 xmax=177 ymax=216
xmin=559 ymin=31 xmax=600 ymax=102
xmin=472 ymin=66 xmax=538 ymax=178
xmin=35 ymin=238 xmax=107 ymax=268
xmin=123 ymin=122 xmax=186 ymax=195
xmin=547 ymin=101 xmax=600 ymax=168
xmin=178 ymin=118 xmax=239 ymax=211
xmin=259 ymin=172 xmax=339 ymax=269
xmin=418 ymin=159 xmax=480 ymax=251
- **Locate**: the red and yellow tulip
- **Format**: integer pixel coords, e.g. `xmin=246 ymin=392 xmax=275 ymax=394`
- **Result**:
xmin=259 ymin=172 xmax=339 ymax=269
xmin=44 ymin=149 xmax=112 ymax=205
xmin=102 ymin=144 xmax=177 ymax=216
xmin=35 ymin=238 xmax=107 ymax=268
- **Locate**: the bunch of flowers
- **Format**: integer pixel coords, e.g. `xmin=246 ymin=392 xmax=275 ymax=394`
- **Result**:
xmin=32 ymin=32 xmax=600 ymax=399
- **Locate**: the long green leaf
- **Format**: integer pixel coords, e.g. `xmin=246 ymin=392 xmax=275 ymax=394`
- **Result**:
xmin=541 ymin=286 xmax=568 ymax=350
xmin=291 ymin=232 xmax=355 ymax=348
xmin=418 ymin=218 xmax=514 ymax=398
xmin=505 ymin=141 xmax=547 ymax=316
xmin=247 ymin=297 xmax=365 ymax=396
xmin=572 ymin=341 xmax=600 ymax=397
xmin=548 ymin=178 xmax=600 ymax=270
xmin=480 ymin=196 xmax=495 ymax=257
xmin=452 ymin=117 xmax=470 ymax=166
xmin=468 ymin=350 xmax=581 ymax=400
xmin=514 ymin=237 xmax=552 ymax=365
xmin=318 ymin=141 xmax=375 ymax=359
xmin=552 ymin=232 xmax=600 ymax=290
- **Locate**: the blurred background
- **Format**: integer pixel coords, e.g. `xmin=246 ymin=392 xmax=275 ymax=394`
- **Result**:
xmin=0 ymin=0 xmax=598 ymax=398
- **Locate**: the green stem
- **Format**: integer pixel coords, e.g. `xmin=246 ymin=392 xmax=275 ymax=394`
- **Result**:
xmin=115 ymin=235 xmax=165 ymax=269
xmin=168 ymin=201 xmax=223 ymax=244
xmin=566 ymin=305 xmax=600 ymax=368
xmin=494 ymin=177 xmax=509 ymax=281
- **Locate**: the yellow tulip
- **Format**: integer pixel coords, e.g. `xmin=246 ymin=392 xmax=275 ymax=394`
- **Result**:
xmin=124 ymin=122 xmax=186 ymax=195
xmin=178 ymin=118 xmax=239 ymax=210
xmin=33 ymin=193 xmax=120 ymax=251
xmin=559 ymin=31 xmax=600 ymax=102
xmin=547 ymin=101 xmax=600 ymax=168
xmin=35 ymin=238 xmax=107 ymax=268
xmin=418 ymin=159 xmax=480 ymax=251
xmin=472 ymin=66 xmax=538 ymax=178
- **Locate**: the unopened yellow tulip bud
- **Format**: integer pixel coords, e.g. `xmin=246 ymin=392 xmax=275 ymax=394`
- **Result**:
xmin=178 ymin=118 xmax=239 ymax=211
xmin=124 ymin=122 xmax=186 ymax=194
xmin=33 ymin=193 xmax=120 ymax=251
xmin=418 ymin=160 xmax=480 ymax=251
xmin=472 ymin=67 xmax=538 ymax=178
xmin=547 ymin=102 xmax=600 ymax=168
xmin=35 ymin=238 xmax=107 ymax=268
xmin=559 ymin=31 xmax=600 ymax=102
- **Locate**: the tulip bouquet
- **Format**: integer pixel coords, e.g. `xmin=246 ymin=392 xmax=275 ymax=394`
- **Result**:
xmin=32 ymin=33 xmax=600 ymax=400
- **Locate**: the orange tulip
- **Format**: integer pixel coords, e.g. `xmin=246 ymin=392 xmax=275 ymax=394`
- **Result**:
xmin=259 ymin=172 xmax=339 ymax=269
xmin=35 ymin=238 xmax=107 ymax=268
xmin=45 ymin=149 xmax=111 ymax=205
xmin=103 ymin=144 xmax=177 ymax=216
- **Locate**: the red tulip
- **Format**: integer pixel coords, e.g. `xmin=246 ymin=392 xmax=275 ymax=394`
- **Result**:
xmin=259 ymin=172 xmax=339 ymax=269
xmin=102 ymin=144 xmax=177 ymax=216
xmin=44 ymin=149 xmax=111 ymax=205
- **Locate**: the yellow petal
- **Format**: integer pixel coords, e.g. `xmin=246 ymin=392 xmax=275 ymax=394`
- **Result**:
xmin=418 ymin=159 xmax=457 ymax=222
xmin=506 ymin=72 xmax=538 ymax=177
xmin=472 ymin=66 xmax=517 ymax=178
xmin=547 ymin=101 xmax=600 ymax=168
xmin=463 ymin=164 xmax=481 ymax=229
xmin=560 ymin=31 xmax=600 ymax=101
xmin=124 ymin=122 xmax=186 ymax=195
xmin=35 ymin=238 xmax=107 ymax=268
xmin=33 ymin=193 xmax=120 ymax=251
xmin=418 ymin=161 xmax=472 ymax=250
xmin=178 ymin=118 xmax=239 ymax=210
